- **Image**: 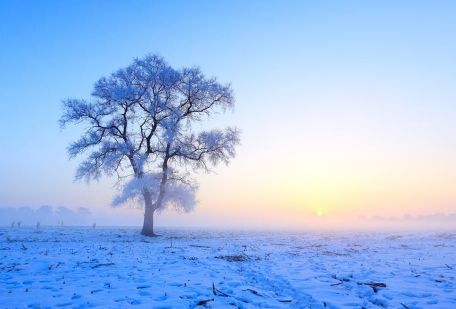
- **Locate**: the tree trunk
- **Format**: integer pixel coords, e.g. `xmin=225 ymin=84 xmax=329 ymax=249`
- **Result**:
xmin=141 ymin=190 xmax=156 ymax=237
xmin=141 ymin=150 xmax=169 ymax=237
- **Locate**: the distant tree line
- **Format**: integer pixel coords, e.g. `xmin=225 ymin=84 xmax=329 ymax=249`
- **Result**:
xmin=0 ymin=206 xmax=92 ymax=226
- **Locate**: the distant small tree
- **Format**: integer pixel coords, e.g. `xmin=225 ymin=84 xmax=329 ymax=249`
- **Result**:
xmin=60 ymin=54 xmax=240 ymax=236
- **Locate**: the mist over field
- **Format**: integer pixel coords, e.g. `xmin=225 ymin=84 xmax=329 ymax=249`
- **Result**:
xmin=1 ymin=0 xmax=456 ymax=308
xmin=1 ymin=206 xmax=455 ymax=233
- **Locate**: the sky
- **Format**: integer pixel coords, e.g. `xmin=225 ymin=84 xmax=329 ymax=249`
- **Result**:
xmin=0 ymin=0 xmax=455 ymax=230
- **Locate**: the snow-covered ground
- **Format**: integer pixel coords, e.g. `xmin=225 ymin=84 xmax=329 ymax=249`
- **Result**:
xmin=0 ymin=227 xmax=455 ymax=308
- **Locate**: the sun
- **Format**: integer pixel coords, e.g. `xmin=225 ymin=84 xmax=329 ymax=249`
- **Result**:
xmin=316 ymin=211 xmax=323 ymax=217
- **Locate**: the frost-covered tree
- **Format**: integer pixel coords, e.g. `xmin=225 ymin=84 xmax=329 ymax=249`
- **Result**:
xmin=60 ymin=54 xmax=240 ymax=236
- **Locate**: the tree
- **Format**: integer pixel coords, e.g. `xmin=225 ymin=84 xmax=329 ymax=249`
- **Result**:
xmin=60 ymin=54 xmax=240 ymax=236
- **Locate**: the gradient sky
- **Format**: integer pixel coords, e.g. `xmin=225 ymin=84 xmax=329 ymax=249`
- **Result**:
xmin=1 ymin=0 xmax=455 ymax=229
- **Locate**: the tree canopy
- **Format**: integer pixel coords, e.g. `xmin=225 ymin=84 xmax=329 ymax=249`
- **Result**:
xmin=61 ymin=54 xmax=240 ymax=223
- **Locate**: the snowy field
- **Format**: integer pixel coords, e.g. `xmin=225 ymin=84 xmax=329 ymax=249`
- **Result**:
xmin=0 ymin=227 xmax=455 ymax=308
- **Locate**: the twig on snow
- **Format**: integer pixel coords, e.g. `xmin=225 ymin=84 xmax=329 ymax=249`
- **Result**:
xmin=243 ymin=288 xmax=263 ymax=296
xmin=212 ymin=282 xmax=230 ymax=297
xmin=92 ymin=262 xmax=115 ymax=269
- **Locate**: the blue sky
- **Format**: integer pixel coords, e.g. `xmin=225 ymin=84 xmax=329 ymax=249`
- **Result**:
xmin=1 ymin=1 xmax=455 ymax=228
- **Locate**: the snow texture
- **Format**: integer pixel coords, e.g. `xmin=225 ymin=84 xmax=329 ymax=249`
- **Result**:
xmin=1 ymin=227 xmax=455 ymax=308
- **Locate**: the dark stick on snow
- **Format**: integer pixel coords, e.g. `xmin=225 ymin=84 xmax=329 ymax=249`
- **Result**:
xmin=212 ymin=282 xmax=230 ymax=297
xmin=91 ymin=262 xmax=115 ymax=269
